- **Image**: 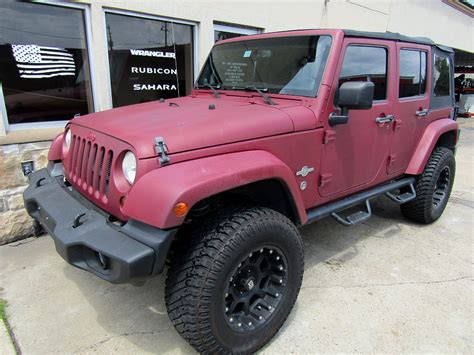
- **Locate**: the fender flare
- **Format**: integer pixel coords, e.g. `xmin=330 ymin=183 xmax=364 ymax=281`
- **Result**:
xmin=48 ymin=133 xmax=64 ymax=161
xmin=405 ymin=119 xmax=458 ymax=175
xmin=122 ymin=150 xmax=307 ymax=229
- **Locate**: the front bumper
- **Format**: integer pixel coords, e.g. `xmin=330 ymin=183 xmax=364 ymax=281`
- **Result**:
xmin=23 ymin=163 xmax=177 ymax=284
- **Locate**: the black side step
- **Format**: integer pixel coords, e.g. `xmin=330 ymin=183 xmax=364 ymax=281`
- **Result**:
xmin=385 ymin=183 xmax=416 ymax=204
xmin=305 ymin=176 xmax=416 ymax=226
xmin=331 ymin=199 xmax=372 ymax=226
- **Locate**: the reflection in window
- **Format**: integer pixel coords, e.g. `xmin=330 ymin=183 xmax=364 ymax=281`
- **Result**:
xmin=214 ymin=24 xmax=260 ymax=43
xmin=399 ymin=49 xmax=427 ymax=98
xmin=0 ymin=1 xmax=93 ymax=125
xmin=339 ymin=46 xmax=387 ymax=100
xmin=433 ymin=54 xmax=450 ymax=97
xmin=214 ymin=31 xmax=242 ymax=42
xmin=197 ymin=36 xmax=332 ymax=97
xmin=105 ymin=13 xmax=194 ymax=108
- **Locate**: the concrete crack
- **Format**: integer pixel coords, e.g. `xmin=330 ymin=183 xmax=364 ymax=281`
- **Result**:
xmin=73 ymin=329 xmax=170 ymax=353
xmin=301 ymin=276 xmax=473 ymax=290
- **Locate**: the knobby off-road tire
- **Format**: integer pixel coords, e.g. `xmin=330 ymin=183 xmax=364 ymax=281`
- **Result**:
xmin=165 ymin=206 xmax=304 ymax=354
xmin=401 ymin=147 xmax=455 ymax=224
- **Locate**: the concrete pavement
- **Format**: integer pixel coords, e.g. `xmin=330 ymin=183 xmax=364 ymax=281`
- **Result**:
xmin=0 ymin=118 xmax=473 ymax=353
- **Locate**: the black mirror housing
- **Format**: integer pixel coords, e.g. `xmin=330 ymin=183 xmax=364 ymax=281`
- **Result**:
xmin=338 ymin=81 xmax=375 ymax=110
xmin=329 ymin=81 xmax=375 ymax=127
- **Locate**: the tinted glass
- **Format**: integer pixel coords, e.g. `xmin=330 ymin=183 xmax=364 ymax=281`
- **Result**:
xmin=197 ymin=36 xmax=332 ymax=97
xmin=214 ymin=31 xmax=242 ymax=42
xmin=399 ymin=49 xmax=427 ymax=98
xmin=105 ymin=13 xmax=194 ymax=108
xmin=0 ymin=1 xmax=93 ymax=125
xmin=433 ymin=54 xmax=450 ymax=96
xmin=339 ymin=46 xmax=387 ymax=100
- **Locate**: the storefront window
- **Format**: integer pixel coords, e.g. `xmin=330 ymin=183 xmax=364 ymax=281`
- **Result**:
xmin=0 ymin=1 xmax=93 ymax=126
xmin=214 ymin=23 xmax=261 ymax=42
xmin=105 ymin=13 xmax=194 ymax=107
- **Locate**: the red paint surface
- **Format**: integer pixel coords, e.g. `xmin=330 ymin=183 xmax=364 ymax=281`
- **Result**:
xmin=405 ymin=118 xmax=458 ymax=175
xmin=48 ymin=133 xmax=64 ymax=161
xmin=123 ymin=151 xmax=308 ymax=228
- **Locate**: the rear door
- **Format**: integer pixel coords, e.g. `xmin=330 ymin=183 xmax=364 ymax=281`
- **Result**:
xmin=319 ymin=38 xmax=396 ymax=197
xmin=388 ymin=43 xmax=431 ymax=174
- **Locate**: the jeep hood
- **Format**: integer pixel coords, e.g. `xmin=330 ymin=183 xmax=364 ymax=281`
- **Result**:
xmin=72 ymin=95 xmax=309 ymax=159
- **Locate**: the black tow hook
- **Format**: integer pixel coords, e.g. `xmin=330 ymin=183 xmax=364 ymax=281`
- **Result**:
xmin=73 ymin=213 xmax=86 ymax=228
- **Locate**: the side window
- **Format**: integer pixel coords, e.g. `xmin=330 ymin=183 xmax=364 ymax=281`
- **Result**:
xmin=399 ymin=49 xmax=427 ymax=98
xmin=339 ymin=45 xmax=387 ymax=101
xmin=433 ymin=53 xmax=451 ymax=96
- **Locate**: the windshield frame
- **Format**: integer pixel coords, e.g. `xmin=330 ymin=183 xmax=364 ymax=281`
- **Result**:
xmin=196 ymin=34 xmax=334 ymax=99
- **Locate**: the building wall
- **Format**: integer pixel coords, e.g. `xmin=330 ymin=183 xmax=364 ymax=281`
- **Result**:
xmin=0 ymin=0 xmax=472 ymax=244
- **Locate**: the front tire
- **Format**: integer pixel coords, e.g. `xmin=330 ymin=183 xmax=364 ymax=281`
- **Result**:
xmin=401 ymin=147 xmax=455 ymax=224
xmin=165 ymin=206 xmax=304 ymax=354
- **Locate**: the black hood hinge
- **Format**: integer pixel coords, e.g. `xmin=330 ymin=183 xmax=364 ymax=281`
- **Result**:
xmin=155 ymin=136 xmax=170 ymax=165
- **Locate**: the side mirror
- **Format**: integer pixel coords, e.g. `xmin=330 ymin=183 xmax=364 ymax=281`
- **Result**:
xmin=329 ymin=81 xmax=375 ymax=126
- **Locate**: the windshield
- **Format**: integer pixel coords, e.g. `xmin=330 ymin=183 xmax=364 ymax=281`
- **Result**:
xmin=197 ymin=35 xmax=332 ymax=97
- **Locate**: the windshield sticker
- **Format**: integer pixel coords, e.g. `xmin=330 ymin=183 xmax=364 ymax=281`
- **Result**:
xmin=243 ymin=50 xmax=252 ymax=58
xmin=222 ymin=61 xmax=247 ymax=84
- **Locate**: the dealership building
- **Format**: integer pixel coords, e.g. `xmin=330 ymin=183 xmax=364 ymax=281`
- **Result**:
xmin=0 ymin=0 xmax=472 ymax=244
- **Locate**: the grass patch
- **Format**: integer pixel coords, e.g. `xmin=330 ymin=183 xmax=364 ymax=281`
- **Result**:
xmin=0 ymin=299 xmax=5 ymax=322
xmin=1 ymin=299 xmax=19 ymax=354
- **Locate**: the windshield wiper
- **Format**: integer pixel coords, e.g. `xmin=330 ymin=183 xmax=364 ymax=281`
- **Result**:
xmin=232 ymin=85 xmax=277 ymax=106
xmin=195 ymin=83 xmax=221 ymax=98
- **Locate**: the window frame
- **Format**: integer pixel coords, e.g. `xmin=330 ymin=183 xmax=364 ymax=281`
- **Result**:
xmin=338 ymin=43 xmax=390 ymax=103
xmin=398 ymin=48 xmax=429 ymax=100
xmin=430 ymin=46 xmax=455 ymax=109
xmin=102 ymin=8 xmax=199 ymax=108
xmin=0 ymin=0 xmax=98 ymax=132
xmin=213 ymin=23 xmax=261 ymax=42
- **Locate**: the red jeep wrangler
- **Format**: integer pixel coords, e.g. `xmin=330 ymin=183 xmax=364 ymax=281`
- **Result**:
xmin=24 ymin=29 xmax=459 ymax=353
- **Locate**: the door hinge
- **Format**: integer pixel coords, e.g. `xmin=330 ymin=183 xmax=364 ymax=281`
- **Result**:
xmin=155 ymin=136 xmax=170 ymax=165
xmin=394 ymin=119 xmax=402 ymax=130
xmin=388 ymin=154 xmax=397 ymax=167
xmin=319 ymin=173 xmax=332 ymax=187
xmin=323 ymin=130 xmax=336 ymax=144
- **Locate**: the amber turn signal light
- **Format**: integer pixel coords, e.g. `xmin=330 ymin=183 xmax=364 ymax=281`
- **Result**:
xmin=173 ymin=202 xmax=188 ymax=217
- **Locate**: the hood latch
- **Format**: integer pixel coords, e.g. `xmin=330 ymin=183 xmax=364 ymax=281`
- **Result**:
xmin=155 ymin=136 xmax=170 ymax=165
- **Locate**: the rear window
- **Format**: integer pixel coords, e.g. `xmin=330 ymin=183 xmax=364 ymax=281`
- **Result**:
xmin=433 ymin=53 xmax=451 ymax=97
xmin=399 ymin=49 xmax=427 ymax=98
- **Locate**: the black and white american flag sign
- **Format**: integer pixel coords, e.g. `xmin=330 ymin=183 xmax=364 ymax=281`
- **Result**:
xmin=11 ymin=44 xmax=76 ymax=79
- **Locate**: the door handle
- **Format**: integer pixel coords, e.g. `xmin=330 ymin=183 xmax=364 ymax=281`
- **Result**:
xmin=416 ymin=109 xmax=429 ymax=116
xmin=375 ymin=114 xmax=395 ymax=124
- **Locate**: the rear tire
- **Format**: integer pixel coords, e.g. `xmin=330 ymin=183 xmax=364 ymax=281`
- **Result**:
xmin=401 ymin=147 xmax=455 ymax=224
xmin=165 ymin=205 xmax=304 ymax=354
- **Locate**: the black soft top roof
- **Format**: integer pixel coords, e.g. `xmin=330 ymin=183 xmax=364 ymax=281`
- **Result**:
xmin=342 ymin=29 xmax=453 ymax=53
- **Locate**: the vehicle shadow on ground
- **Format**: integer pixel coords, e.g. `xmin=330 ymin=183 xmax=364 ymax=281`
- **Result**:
xmin=62 ymin=196 xmax=424 ymax=353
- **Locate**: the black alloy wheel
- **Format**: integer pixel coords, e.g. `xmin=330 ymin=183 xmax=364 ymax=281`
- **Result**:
xmin=432 ymin=166 xmax=451 ymax=209
xmin=224 ymin=246 xmax=287 ymax=333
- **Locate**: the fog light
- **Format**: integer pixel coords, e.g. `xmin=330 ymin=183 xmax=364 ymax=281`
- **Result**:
xmin=173 ymin=202 xmax=188 ymax=217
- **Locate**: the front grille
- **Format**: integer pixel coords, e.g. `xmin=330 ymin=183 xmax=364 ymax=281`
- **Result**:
xmin=68 ymin=134 xmax=114 ymax=200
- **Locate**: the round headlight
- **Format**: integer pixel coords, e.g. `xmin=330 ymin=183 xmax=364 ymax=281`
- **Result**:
xmin=64 ymin=129 xmax=72 ymax=151
xmin=122 ymin=151 xmax=137 ymax=185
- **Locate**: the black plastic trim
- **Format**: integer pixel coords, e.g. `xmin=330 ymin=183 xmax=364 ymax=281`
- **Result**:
xmin=23 ymin=165 xmax=177 ymax=284
xmin=305 ymin=176 xmax=416 ymax=224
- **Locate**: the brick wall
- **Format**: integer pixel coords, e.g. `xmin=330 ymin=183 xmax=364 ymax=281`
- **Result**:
xmin=0 ymin=141 xmax=51 ymax=245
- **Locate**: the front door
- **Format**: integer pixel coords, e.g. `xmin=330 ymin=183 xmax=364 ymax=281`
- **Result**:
xmin=319 ymin=39 xmax=396 ymax=197
xmin=387 ymin=43 xmax=431 ymax=174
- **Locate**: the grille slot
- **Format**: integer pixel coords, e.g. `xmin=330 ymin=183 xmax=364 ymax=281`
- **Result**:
xmin=67 ymin=134 xmax=114 ymax=200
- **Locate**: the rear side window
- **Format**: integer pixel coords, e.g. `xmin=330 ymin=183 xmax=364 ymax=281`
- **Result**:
xmin=399 ymin=49 xmax=427 ymax=98
xmin=433 ymin=54 xmax=451 ymax=96
xmin=339 ymin=45 xmax=387 ymax=100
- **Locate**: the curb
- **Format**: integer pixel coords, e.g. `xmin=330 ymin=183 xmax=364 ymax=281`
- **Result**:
xmin=1 ymin=319 xmax=16 ymax=355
